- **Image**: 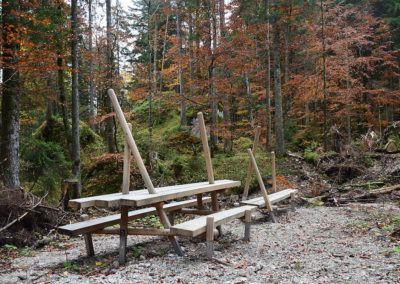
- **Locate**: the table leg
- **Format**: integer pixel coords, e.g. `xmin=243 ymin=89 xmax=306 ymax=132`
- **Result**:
xmin=84 ymin=233 xmax=94 ymax=257
xmin=196 ymin=194 xmax=204 ymax=210
xmin=211 ymin=192 xmax=222 ymax=235
xmin=156 ymin=203 xmax=184 ymax=256
xmin=119 ymin=205 xmax=129 ymax=264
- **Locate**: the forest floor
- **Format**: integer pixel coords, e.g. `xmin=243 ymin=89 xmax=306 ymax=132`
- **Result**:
xmin=1 ymin=203 xmax=399 ymax=283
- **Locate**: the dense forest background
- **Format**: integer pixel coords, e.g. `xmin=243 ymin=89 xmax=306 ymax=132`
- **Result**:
xmin=0 ymin=0 xmax=399 ymax=203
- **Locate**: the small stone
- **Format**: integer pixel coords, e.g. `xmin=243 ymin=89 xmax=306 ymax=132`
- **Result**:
xmin=18 ymin=275 xmax=27 ymax=280
xmin=139 ymin=255 xmax=146 ymax=261
xmin=112 ymin=260 xmax=120 ymax=268
xmin=233 ymin=276 xmax=247 ymax=284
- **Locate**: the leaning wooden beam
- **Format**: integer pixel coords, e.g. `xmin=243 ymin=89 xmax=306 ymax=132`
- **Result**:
xmin=242 ymin=126 xmax=261 ymax=200
xmin=155 ymin=203 xmax=184 ymax=256
xmin=122 ymin=123 xmax=132 ymax=194
xmin=271 ymin=151 xmax=277 ymax=193
xmin=247 ymin=149 xmax=273 ymax=212
xmin=198 ymin=112 xmax=214 ymax=184
xmin=108 ymin=89 xmax=156 ymax=194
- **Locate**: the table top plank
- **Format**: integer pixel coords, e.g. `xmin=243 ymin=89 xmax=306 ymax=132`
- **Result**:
xmin=69 ymin=180 xmax=240 ymax=209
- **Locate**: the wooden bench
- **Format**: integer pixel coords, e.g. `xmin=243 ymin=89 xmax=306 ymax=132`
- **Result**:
xmin=171 ymin=205 xmax=257 ymax=259
xmin=240 ymin=127 xmax=298 ymax=222
xmin=59 ymin=197 xmax=211 ymax=255
xmin=241 ymin=188 xmax=298 ymax=208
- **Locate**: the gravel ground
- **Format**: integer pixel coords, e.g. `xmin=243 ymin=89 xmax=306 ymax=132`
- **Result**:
xmin=1 ymin=204 xmax=399 ymax=284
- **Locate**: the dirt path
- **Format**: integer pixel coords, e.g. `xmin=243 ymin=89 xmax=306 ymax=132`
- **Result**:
xmin=1 ymin=204 xmax=399 ymax=284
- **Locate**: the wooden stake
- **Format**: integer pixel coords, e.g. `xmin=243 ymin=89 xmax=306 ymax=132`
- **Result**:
xmin=198 ymin=112 xmax=214 ymax=184
xmin=108 ymin=89 xmax=156 ymax=194
xmin=119 ymin=205 xmax=129 ymax=264
xmin=243 ymin=126 xmax=261 ymax=200
xmin=243 ymin=210 xmax=252 ymax=241
xmin=247 ymin=149 xmax=273 ymax=212
xmin=122 ymin=123 xmax=132 ymax=194
xmin=206 ymin=216 xmax=214 ymax=260
xmin=84 ymin=234 xmax=94 ymax=257
xmin=196 ymin=194 xmax=204 ymax=209
xmin=271 ymin=151 xmax=277 ymax=193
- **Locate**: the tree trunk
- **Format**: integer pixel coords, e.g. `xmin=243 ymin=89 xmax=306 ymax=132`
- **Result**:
xmin=88 ymin=0 xmax=96 ymax=122
xmin=176 ymin=0 xmax=186 ymax=127
xmin=1 ymin=0 xmax=20 ymax=189
xmin=71 ymin=0 xmax=81 ymax=197
xmin=220 ymin=0 xmax=232 ymax=152
xmin=209 ymin=0 xmax=218 ymax=151
xmin=320 ymin=0 xmax=328 ymax=151
xmin=105 ymin=0 xmax=116 ymax=153
xmin=272 ymin=0 xmax=285 ymax=156
xmin=265 ymin=0 xmax=272 ymax=150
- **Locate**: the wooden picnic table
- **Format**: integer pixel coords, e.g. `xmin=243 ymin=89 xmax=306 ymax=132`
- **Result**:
xmin=63 ymin=90 xmax=241 ymax=264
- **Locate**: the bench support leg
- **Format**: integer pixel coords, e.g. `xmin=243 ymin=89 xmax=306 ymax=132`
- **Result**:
xmin=84 ymin=234 xmax=94 ymax=257
xmin=243 ymin=210 xmax=252 ymax=242
xmin=156 ymin=203 xmax=184 ymax=256
xmin=168 ymin=212 xmax=175 ymax=226
xmin=211 ymin=192 xmax=222 ymax=236
xmin=206 ymin=216 xmax=214 ymax=260
xmin=290 ymin=193 xmax=296 ymax=212
xmin=119 ymin=206 xmax=129 ymax=264
xmin=269 ymin=211 xmax=277 ymax=223
xmin=197 ymin=194 xmax=204 ymax=209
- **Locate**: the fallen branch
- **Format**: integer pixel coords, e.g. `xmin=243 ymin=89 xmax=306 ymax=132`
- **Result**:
xmin=369 ymin=184 xmax=400 ymax=196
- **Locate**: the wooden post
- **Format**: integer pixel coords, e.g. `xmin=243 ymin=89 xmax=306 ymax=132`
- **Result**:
xmin=196 ymin=194 xmax=204 ymax=209
xmin=197 ymin=112 xmax=214 ymax=184
xmin=290 ymin=192 xmax=296 ymax=212
xmin=243 ymin=126 xmax=261 ymax=200
xmin=155 ymin=203 xmax=184 ymax=256
xmin=119 ymin=206 xmax=129 ymax=264
xmin=243 ymin=210 xmax=252 ymax=241
xmin=271 ymin=151 xmax=277 ymax=193
xmin=84 ymin=234 xmax=94 ymax=257
xmin=247 ymin=149 xmax=274 ymax=213
xmin=206 ymin=216 xmax=214 ymax=260
xmin=122 ymin=123 xmax=132 ymax=194
xmin=108 ymin=89 xmax=156 ymax=194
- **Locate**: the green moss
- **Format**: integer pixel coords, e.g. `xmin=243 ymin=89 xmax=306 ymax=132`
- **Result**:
xmin=233 ymin=137 xmax=253 ymax=152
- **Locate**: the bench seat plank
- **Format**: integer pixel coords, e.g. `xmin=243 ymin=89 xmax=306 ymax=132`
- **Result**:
xmin=70 ymin=180 xmax=240 ymax=209
xmin=170 ymin=205 xmax=257 ymax=237
xmin=241 ymin=189 xmax=298 ymax=208
xmin=59 ymin=197 xmax=211 ymax=236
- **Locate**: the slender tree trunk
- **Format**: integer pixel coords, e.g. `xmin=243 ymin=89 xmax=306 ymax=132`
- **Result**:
xmin=88 ymin=0 xmax=96 ymax=122
xmin=1 ymin=0 xmax=20 ymax=189
xmin=219 ymin=0 xmax=232 ymax=152
xmin=320 ymin=0 xmax=328 ymax=151
xmin=272 ymin=0 xmax=285 ymax=156
xmin=265 ymin=0 xmax=272 ymax=150
xmin=209 ymin=0 xmax=218 ymax=151
xmin=245 ymin=73 xmax=254 ymax=127
xmin=105 ymin=0 xmax=116 ymax=153
xmin=176 ymin=0 xmax=186 ymax=127
xmin=71 ymin=0 xmax=81 ymax=197
xmin=159 ymin=12 xmax=169 ymax=93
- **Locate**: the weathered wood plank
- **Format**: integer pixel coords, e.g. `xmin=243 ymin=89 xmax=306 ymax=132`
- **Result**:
xmin=170 ymin=205 xmax=257 ymax=237
xmin=59 ymin=197 xmax=211 ymax=235
xmin=240 ymin=189 xmax=298 ymax=207
xmin=125 ymin=180 xmax=240 ymax=207
xmin=69 ymin=181 xmax=231 ymax=209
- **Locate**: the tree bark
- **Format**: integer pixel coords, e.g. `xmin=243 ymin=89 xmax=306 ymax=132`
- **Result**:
xmin=1 ymin=0 xmax=21 ymax=189
xmin=88 ymin=0 xmax=96 ymax=122
xmin=176 ymin=0 xmax=186 ymax=127
xmin=105 ymin=0 xmax=116 ymax=153
xmin=272 ymin=0 xmax=285 ymax=156
xmin=265 ymin=0 xmax=272 ymax=150
xmin=71 ymin=0 xmax=81 ymax=197
xmin=320 ymin=0 xmax=328 ymax=151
